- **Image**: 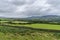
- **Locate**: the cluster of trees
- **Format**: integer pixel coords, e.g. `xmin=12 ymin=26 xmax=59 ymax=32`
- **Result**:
xmin=22 ymin=19 xmax=60 ymax=25
xmin=0 ymin=18 xmax=60 ymax=25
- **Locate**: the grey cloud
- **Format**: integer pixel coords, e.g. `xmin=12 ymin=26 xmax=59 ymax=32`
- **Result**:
xmin=47 ymin=0 xmax=60 ymax=9
xmin=0 ymin=0 xmax=16 ymax=13
xmin=48 ymin=0 xmax=60 ymax=5
xmin=0 ymin=0 xmax=60 ymax=18
xmin=11 ymin=0 xmax=35 ymax=6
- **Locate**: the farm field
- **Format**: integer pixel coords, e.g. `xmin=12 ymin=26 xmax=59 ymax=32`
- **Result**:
xmin=24 ymin=24 xmax=60 ymax=30
xmin=0 ymin=19 xmax=60 ymax=40
xmin=1 ymin=21 xmax=60 ymax=30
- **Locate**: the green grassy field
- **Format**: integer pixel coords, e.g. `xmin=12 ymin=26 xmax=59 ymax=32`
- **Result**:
xmin=0 ymin=25 xmax=60 ymax=40
xmin=0 ymin=20 xmax=60 ymax=40
xmin=24 ymin=24 xmax=60 ymax=30
xmin=4 ymin=23 xmax=60 ymax=30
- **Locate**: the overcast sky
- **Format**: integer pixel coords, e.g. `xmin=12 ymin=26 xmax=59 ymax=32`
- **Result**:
xmin=0 ymin=0 xmax=60 ymax=18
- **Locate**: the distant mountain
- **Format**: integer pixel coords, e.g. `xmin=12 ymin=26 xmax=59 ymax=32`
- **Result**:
xmin=27 ymin=15 xmax=60 ymax=22
xmin=42 ymin=15 xmax=59 ymax=17
xmin=28 ymin=15 xmax=60 ymax=18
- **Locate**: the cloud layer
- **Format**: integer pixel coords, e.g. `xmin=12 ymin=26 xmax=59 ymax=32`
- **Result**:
xmin=0 ymin=0 xmax=60 ymax=18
